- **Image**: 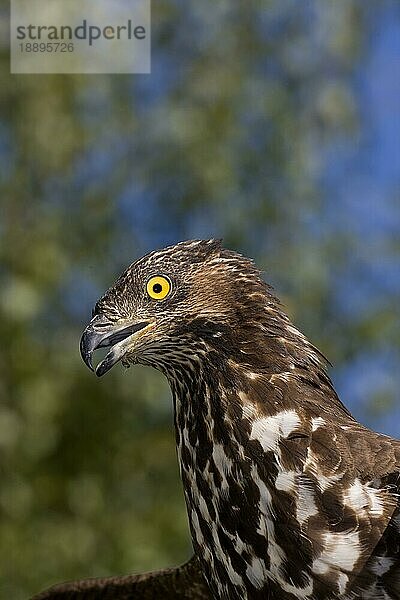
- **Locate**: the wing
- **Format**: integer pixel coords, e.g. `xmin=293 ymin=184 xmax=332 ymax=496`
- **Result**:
xmin=298 ymin=417 xmax=400 ymax=597
xmin=31 ymin=556 xmax=211 ymax=600
xmin=237 ymin=374 xmax=400 ymax=597
xmin=247 ymin=372 xmax=400 ymax=598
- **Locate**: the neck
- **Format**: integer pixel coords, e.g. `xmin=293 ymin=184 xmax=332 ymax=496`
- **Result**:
xmin=166 ymin=314 xmax=344 ymax=432
xmin=163 ymin=326 xmax=349 ymax=600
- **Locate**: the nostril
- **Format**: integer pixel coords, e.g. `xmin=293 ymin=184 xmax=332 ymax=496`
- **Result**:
xmin=91 ymin=314 xmax=114 ymax=331
xmin=95 ymin=322 xmax=113 ymax=330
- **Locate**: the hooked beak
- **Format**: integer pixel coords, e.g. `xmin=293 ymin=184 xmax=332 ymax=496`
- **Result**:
xmin=80 ymin=316 xmax=152 ymax=377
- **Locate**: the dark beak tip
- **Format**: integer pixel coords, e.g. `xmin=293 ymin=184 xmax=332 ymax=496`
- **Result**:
xmin=80 ymin=325 xmax=114 ymax=377
xmin=95 ymin=366 xmax=105 ymax=377
xmin=79 ymin=333 xmax=95 ymax=372
xmin=95 ymin=352 xmax=117 ymax=377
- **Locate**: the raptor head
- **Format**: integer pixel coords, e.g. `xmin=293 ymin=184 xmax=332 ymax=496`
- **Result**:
xmin=80 ymin=239 xmax=269 ymax=377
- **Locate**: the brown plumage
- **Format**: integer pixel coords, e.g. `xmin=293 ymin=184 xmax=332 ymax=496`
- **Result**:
xmin=32 ymin=557 xmax=209 ymax=599
xmin=33 ymin=240 xmax=400 ymax=599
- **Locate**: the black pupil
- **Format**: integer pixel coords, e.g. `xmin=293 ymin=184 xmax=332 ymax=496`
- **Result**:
xmin=153 ymin=283 xmax=163 ymax=294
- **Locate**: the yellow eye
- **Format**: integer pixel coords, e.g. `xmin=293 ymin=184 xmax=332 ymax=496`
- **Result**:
xmin=146 ymin=276 xmax=171 ymax=301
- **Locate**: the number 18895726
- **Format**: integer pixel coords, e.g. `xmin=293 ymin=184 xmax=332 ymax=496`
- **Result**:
xmin=19 ymin=42 xmax=74 ymax=52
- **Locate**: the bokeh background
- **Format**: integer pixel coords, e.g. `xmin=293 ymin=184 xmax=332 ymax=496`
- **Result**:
xmin=0 ymin=1 xmax=399 ymax=598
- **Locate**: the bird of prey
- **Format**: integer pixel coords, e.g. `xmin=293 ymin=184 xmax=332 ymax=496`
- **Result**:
xmin=34 ymin=240 xmax=400 ymax=600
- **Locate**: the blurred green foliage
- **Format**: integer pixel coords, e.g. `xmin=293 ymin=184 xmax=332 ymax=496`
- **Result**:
xmin=0 ymin=1 xmax=399 ymax=598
